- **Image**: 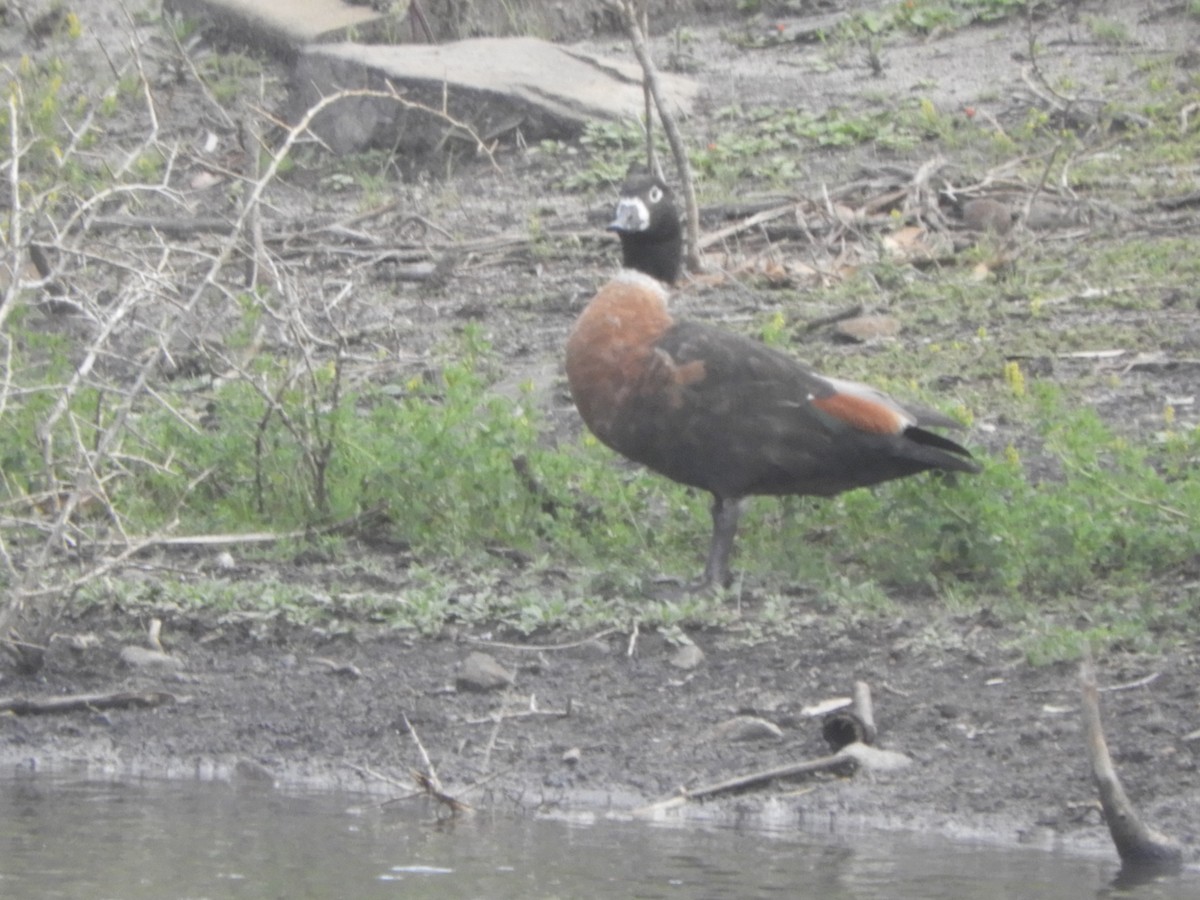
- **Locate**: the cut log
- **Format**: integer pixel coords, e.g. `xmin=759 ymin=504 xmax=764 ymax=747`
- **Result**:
xmin=822 ymin=680 xmax=878 ymax=750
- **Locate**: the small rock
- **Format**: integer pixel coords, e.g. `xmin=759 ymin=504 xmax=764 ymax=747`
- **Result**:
xmin=562 ymin=747 xmax=582 ymax=766
xmin=708 ymin=715 xmax=784 ymax=743
xmin=668 ymin=643 xmax=704 ymax=670
xmin=58 ymin=633 xmax=101 ymax=653
xmin=835 ymin=315 xmax=900 ymax=343
xmin=961 ymin=198 xmax=1015 ymax=235
xmin=748 ymin=691 xmax=791 ymax=714
xmin=579 ymin=638 xmax=614 ymax=658
xmin=119 ymin=646 xmax=185 ymax=672
xmin=935 ymin=702 xmax=962 ymax=719
xmin=1024 ymin=199 xmax=1086 ymax=231
xmin=310 ymin=656 xmax=363 ymax=679
xmin=235 ymin=759 xmax=277 ymax=785
xmin=189 ymin=170 xmax=223 ymax=191
xmin=837 ymin=742 xmax=912 ymax=772
xmin=456 ymin=652 xmax=515 ymax=692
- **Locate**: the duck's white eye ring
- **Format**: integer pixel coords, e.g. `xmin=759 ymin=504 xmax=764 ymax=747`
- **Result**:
xmin=647 ymin=185 xmax=663 ymax=203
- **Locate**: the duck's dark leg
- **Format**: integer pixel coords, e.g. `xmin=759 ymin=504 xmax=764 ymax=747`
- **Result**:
xmin=701 ymin=496 xmax=744 ymax=589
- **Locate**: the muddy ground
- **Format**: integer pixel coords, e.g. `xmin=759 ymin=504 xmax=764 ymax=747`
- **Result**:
xmin=2 ymin=0 xmax=1199 ymax=871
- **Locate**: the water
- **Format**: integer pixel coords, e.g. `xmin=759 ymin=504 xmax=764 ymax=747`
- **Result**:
xmin=0 ymin=772 xmax=1195 ymax=899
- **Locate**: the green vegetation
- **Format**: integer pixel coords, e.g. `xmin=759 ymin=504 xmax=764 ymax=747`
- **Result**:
xmin=62 ymin=327 xmax=1200 ymax=659
xmin=548 ymin=97 xmax=979 ymax=193
xmin=4 ymin=5 xmax=1200 ymax=669
xmin=1084 ymin=15 xmax=1132 ymax=46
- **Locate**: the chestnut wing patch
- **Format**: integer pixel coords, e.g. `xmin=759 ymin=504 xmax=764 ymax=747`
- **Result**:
xmin=809 ymin=391 xmax=907 ymax=435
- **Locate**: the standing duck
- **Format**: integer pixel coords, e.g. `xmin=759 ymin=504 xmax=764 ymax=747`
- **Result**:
xmin=565 ymin=175 xmax=981 ymax=589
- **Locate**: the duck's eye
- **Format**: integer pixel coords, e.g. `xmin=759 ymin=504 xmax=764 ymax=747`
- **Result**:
xmin=647 ymin=185 xmax=663 ymax=204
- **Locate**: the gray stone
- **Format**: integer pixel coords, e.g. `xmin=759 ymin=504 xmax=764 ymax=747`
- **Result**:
xmin=119 ymin=646 xmax=186 ymax=672
xmin=1025 ymin=199 xmax=1089 ymax=231
xmin=290 ymin=38 xmax=701 ymax=155
xmin=708 ymin=715 xmax=784 ymax=743
xmin=668 ymin=642 xmax=704 ymax=670
xmin=835 ymin=314 xmax=900 ymax=343
xmin=961 ymin=198 xmax=1015 ymax=235
xmin=234 ymin=758 xmax=277 ymax=784
xmin=837 ymin=742 xmax=912 ymax=772
xmin=456 ymin=651 xmax=515 ymax=692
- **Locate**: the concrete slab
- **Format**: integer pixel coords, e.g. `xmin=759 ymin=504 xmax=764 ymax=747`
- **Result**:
xmin=165 ymin=0 xmax=404 ymax=56
xmin=291 ymin=37 xmax=702 ymax=157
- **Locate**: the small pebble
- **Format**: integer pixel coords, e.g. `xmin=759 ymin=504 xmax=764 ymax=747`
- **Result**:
xmin=835 ymin=315 xmax=900 ymax=343
xmin=456 ymin=652 xmax=515 ymax=692
xmin=668 ymin=643 xmax=704 ymax=670
xmin=119 ymin=646 xmax=185 ymax=672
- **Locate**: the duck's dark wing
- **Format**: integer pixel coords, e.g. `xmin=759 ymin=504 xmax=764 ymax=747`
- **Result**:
xmin=603 ymin=320 xmax=980 ymax=500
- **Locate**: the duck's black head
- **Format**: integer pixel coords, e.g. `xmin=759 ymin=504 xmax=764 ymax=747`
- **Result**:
xmin=608 ymin=175 xmax=682 ymax=285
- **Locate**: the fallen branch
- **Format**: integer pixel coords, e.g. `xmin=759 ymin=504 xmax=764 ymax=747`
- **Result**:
xmin=802 ymin=304 xmax=865 ymax=333
xmin=1080 ymin=656 xmax=1182 ymax=871
xmin=0 ymin=690 xmax=177 ymax=715
xmin=697 ymin=202 xmax=798 ymax=252
xmin=464 ymin=627 xmax=620 ymax=653
xmin=89 ymin=503 xmax=392 ymax=550
xmin=466 ymin=695 xmax=573 ymax=725
xmin=634 ymin=750 xmax=858 ymax=816
xmin=88 ymin=215 xmax=234 ymax=237
xmin=348 ymin=763 xmax=420 ymax=795
xmin=1099 ymin=672 xmax=1161 ymax=694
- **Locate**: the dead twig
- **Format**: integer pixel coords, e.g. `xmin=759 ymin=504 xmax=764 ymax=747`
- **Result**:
xmin=402 ymin=713 xmax=471 ymax=816
xmin=464 ymin=627 xmax=619 ymax=653
xmin=309 ymin=656 xmax=363 ymax=679
xmin=348 ymin=763 xmax=420 ymax=795
xmin=0 ymin=690 xmax=177 ymax=715
xmin=87 ymin=215 xmax=234 ymax=236
xmin=1099 ymin=672 xmax=1162 ymax=694
xmin=466 ymin=695 xmax=573 ymax=725
xmin=408 ymin=0 xmax=436 ymax=43
xmin=86 ymin=503 xmax=392 ymax=550
xmin=410 ymin=769 xmax=472 ymax=816
xmin=802 ymin=304 xmax=864 ymax=333
xmin=697 ymin=202 xmax=799 ymax=252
